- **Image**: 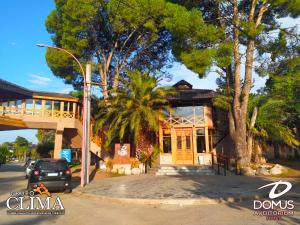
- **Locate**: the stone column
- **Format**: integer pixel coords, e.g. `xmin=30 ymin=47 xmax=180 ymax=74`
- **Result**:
xmin=54 ymin=129 xmax=64 ymax=159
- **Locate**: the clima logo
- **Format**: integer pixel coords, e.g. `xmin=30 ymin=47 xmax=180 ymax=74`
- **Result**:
xmin=6 ymin=184 xmax=65 ymax=215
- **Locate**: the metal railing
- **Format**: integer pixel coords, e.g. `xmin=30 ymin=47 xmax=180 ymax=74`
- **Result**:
xmin=144 ymin=151 xmax=154 ymax=174
xmin=212 ymin=153 xmax=229 ymax=176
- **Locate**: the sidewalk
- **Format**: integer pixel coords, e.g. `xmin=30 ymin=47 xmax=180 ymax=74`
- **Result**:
xmin=73 ymin=174 xmax=300 ymax=205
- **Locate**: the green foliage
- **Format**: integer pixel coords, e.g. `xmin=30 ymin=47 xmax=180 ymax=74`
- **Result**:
xmin=35 ymin=130 xmax=55 ymax=157
xmin=45 ymin=0 xmax=188 ymax=91
xmin=30 ymin=148 xmax=39 ymax=159
xmin=240 ymin=21 xmax=264 ymax=39
xmin=95 ymin=70 xmax=175 ymax=147
xmin=14 ymin=136 xmax=29 ymax=148
xmin=179 ymin=49 xmax=214 ymax=77
xmin=213 ymin=95 xmax=231 ymax=111
xmin=36 ymin=142 xmax=54 ymax=158
xmin=13 ymin=136 xmax=29 ymax=160
xmin=0 ymin=144 xmax=10 ymax=164
xmin=36 ymin=130 xmax=55 ymax=144
xmin=15 ymin=146 xmax=28 ymax=160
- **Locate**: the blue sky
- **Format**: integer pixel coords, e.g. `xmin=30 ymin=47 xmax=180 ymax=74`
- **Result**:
xmin=0 ymin=1 xmax=299 ymax=144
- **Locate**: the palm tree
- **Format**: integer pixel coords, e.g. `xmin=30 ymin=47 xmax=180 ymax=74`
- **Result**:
xmin=95 ymin=70 xmax=175 ymax=155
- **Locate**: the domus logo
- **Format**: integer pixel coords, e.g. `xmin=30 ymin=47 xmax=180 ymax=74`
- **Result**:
xmin=258 ymin=180 xmax=292 ymax=199
xmin=253 ymin=180 xmax=294 ymax=221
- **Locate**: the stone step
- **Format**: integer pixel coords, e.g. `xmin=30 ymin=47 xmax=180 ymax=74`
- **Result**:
xmin=156 ymin=171 xmax=215 ymax=176
xmin=155 ymin=165 xmax=215 ymax=176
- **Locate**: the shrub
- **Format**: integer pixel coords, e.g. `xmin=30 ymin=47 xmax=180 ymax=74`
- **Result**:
xmin=105 ymin=158 xmax=114 ymax=170
xmin=130 ymin=158 xmax=140 ymax=168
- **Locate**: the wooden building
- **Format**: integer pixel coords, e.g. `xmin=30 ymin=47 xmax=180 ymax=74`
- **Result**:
xmin=158 ymin=80 xmax=216 ymax=165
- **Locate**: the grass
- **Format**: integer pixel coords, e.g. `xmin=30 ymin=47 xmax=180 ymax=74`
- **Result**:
xmin=68 ymin=162 xmax=81 ymax=171
xmin=111 ymin=172 xmax=126 ymax=177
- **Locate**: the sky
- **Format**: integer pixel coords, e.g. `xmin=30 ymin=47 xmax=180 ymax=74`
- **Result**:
xmin=0 ymin=1 xmax=299 ymax=144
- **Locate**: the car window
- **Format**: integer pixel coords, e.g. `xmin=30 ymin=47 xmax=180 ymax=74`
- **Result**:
xmin=36 ymin=161 xmax=68 ymax=170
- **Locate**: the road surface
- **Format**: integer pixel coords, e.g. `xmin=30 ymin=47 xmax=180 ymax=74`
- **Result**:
xmin=0 ymin=163 xmax=298 ymax=225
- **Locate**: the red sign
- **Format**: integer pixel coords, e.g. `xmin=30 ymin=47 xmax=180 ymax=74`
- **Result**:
xmin=114 ymin=143 xmax=131 ymax=164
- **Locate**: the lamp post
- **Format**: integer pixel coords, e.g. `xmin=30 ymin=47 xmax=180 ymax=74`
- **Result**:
xmin=36 ymin=44 xmax=91 ymax=187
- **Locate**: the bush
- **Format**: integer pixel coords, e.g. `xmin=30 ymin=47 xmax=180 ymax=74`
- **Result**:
xmin=130 ymin=158 xmax=140 ymax=168
xmin=36 ymin=141 xmax=54 ymax=158
xmin=0 ymin=144 xmax=10 ymax=164
xmin=105 ymin=158 xmax=114 ymax=170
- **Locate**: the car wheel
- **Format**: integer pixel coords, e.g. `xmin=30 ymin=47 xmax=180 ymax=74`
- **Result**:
xmin=64 ymin=188 xmax=72 ymax=194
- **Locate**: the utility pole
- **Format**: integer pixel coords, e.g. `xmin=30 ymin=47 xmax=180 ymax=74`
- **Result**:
xmin=83 ymin=64 xmax=92 ymax=185
xmin=36 ymin=44 xmax=93 ymax=187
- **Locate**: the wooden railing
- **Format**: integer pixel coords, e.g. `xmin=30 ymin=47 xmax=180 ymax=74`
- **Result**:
xmin=167 ymin=115 xmax=204 ymax=125
xmin=0 ymin=106 xmax=77 ymax=119
xmin=0 ymin=105 xmax=102 ymax=152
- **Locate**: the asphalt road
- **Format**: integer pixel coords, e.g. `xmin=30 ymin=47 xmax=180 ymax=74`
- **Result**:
xmin=0 ymin=163 xmax=299 ymax=225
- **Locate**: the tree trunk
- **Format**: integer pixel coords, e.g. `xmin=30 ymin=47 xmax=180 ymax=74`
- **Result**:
xmin=229 ymin=1 xmax=268 ymax=174
xmin=246 ymin=106 xmax=258 ymax=164
xmin=136 ymin=129 xmax=153 ymax=153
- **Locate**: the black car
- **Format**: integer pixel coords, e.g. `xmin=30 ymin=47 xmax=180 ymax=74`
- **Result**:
xmin=27 ymin=159 xmax=72 ymax=193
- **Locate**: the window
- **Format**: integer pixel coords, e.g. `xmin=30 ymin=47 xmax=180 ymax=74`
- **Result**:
xmin=162 ymin=130 xmax=171 ymax=153
xmin=34 ymin=100 xmax=42 ymax=110
xmin=69 ymin=102 xmax=73 ymax=112
xmin=173 ymin=106 xmax=193 ymax=117
xmin=16 ymin=100 xmax=22 ymax=108
xmin=26 ymin=99 xmax=33 ymax=109
xmin=195 ymin=106 xmax=204 ymax=117
xmin=53 ymin=101 xmax=60 ymax=111
xmin=196 ymin=129 xmax=205 ymax=135
xmin=9 ymin=101 xmax=15 ymax=107
xmin=45 ymin=101 xmax=52 ymax=110
xmin=64 ymin=102 xmax=69 ymax=111
xmin=186 ymin=136 xmax=191 ymax=149
xmin=196 ymin=129 xmax=205 ymax=153
xmin=177 ymin=136 xmax=182 ymax=150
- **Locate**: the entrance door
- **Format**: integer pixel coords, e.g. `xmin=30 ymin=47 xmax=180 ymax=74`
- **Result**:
xmin=175 ymin=129 xmax=193 ymax=164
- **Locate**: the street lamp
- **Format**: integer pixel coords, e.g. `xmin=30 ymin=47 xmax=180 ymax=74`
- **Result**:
xmin=36 ymin=44 xmax=91 ymax=187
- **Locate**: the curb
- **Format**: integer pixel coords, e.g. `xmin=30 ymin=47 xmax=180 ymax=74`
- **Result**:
xmin=72 ymin=190 xmax=266 ymax=205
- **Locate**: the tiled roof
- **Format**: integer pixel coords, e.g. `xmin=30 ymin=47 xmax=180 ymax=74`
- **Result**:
xmin=166 ymin=80 xmax=216 ymax=103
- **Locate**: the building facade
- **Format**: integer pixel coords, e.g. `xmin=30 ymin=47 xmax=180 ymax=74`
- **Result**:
xmin=158 ymin=80 xmax=216 ymax=165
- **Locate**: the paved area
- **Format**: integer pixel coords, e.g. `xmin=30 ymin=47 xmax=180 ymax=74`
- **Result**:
xmin=78 ymin=173 xmax=300 ymax=201
xmin=0 ymin=163 xmax=299 ymax=225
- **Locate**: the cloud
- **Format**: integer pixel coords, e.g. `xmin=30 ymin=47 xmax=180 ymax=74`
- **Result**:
xmin=29 ymin=74 xmax=51 ymax=82
xmin=61 ymin=88 xmax=73 ymax=94
xmin=28 ymin=74 xmax=51 ymax=86
xmin=11 ymin=42 xmax=18 ymax=46
xmin=28 ymin=80 xmax=49 ymax=86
